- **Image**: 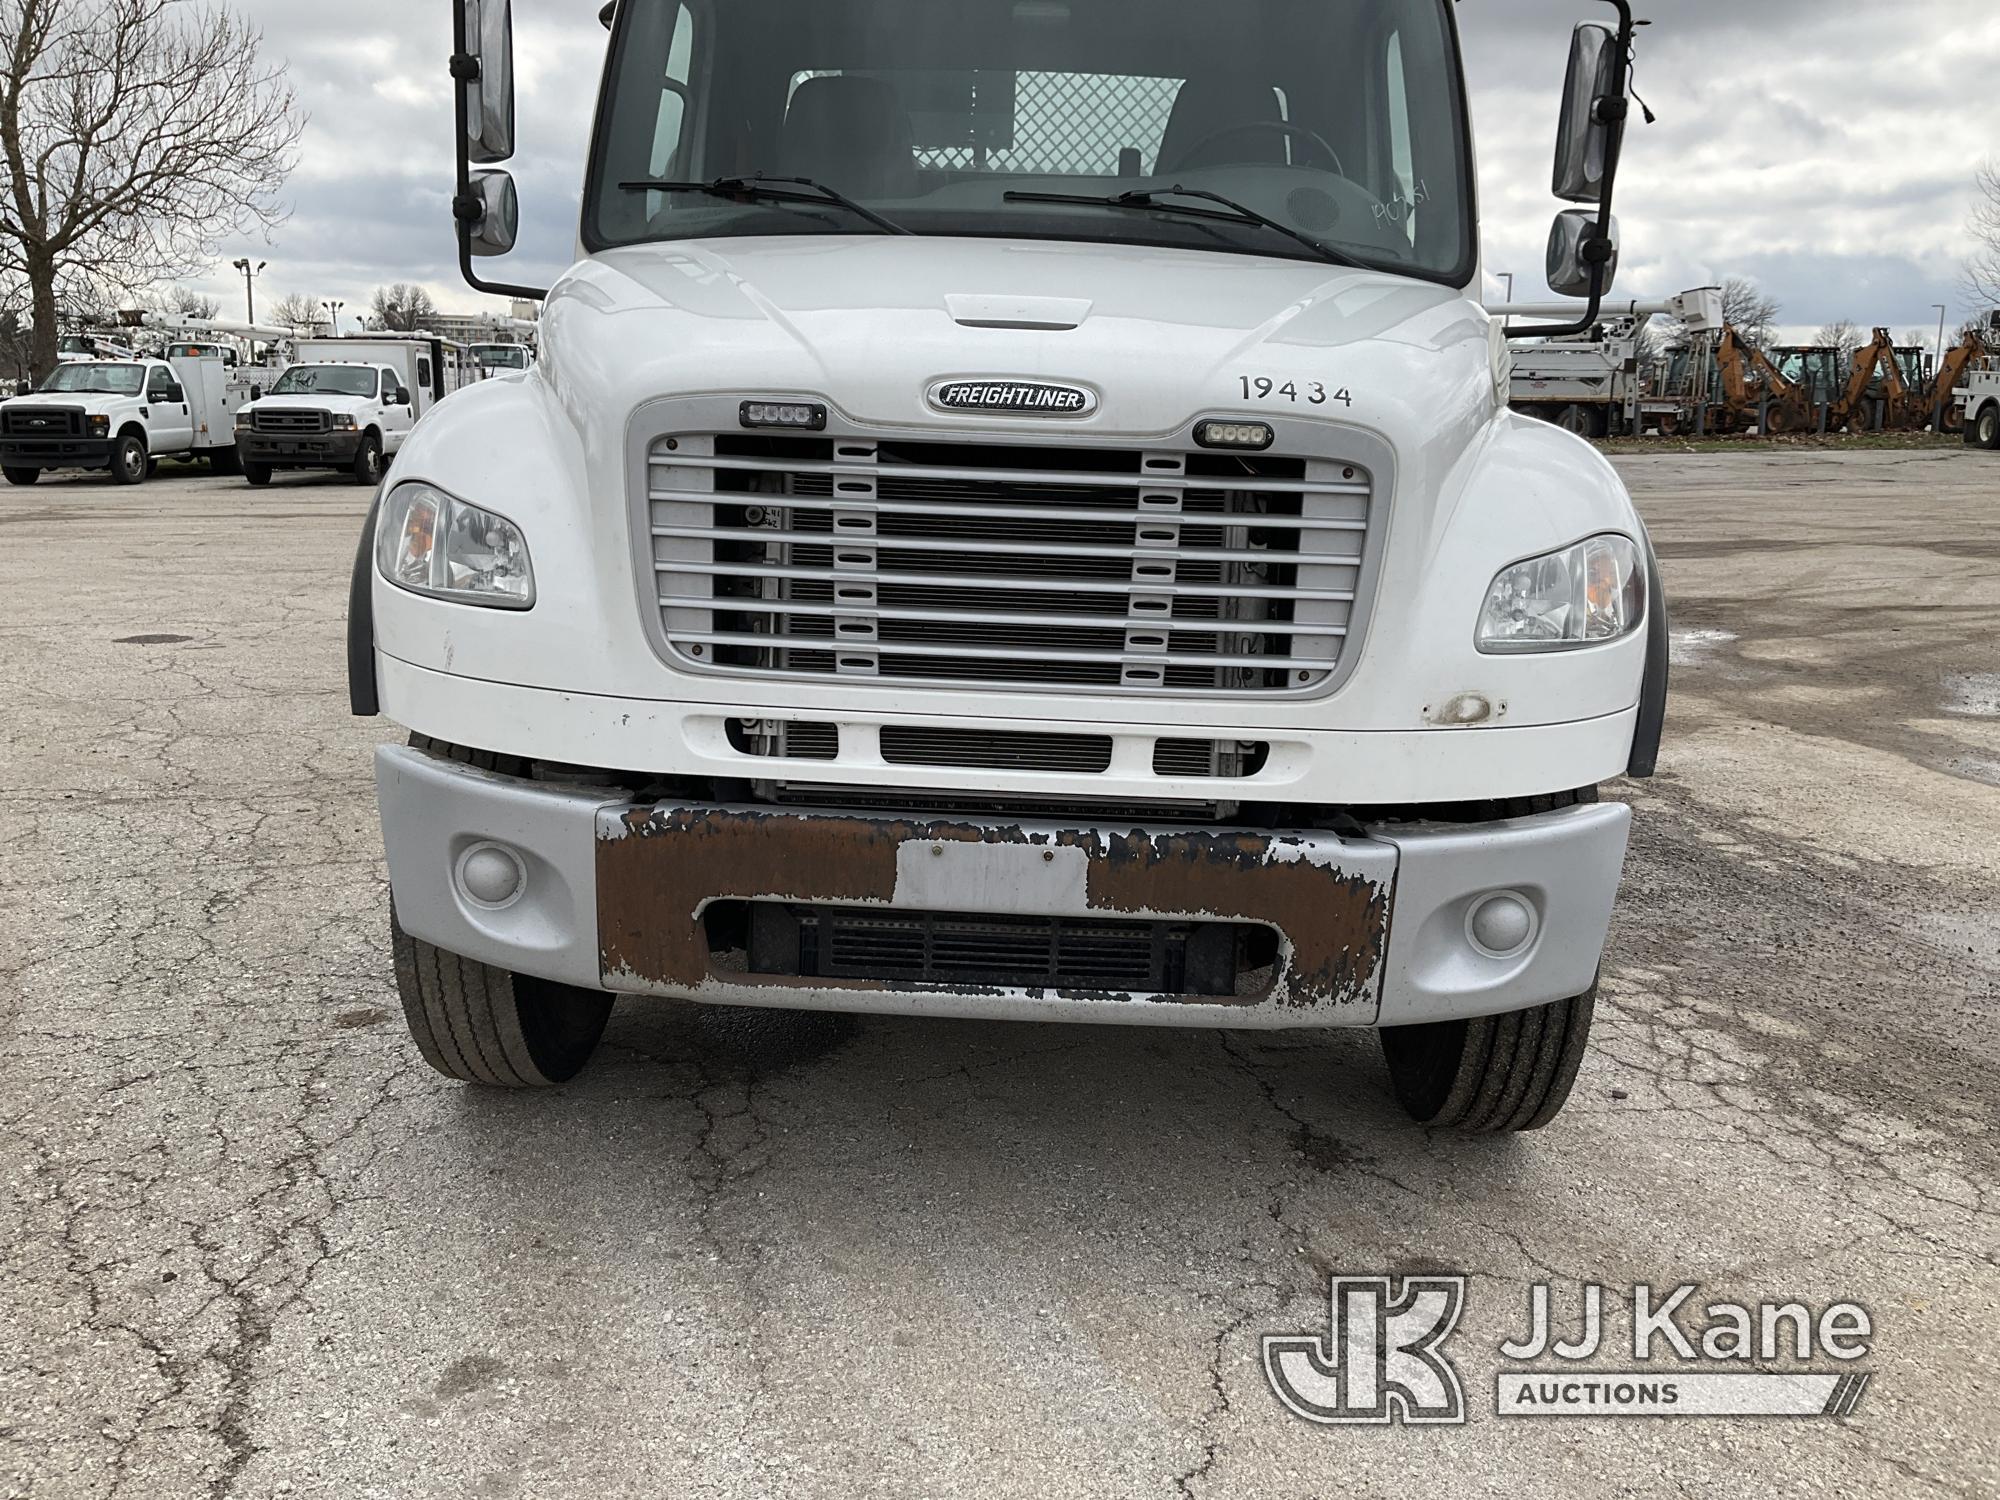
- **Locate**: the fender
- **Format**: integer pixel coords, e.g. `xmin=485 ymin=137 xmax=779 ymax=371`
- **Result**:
xmin=348 ymin=491 xmax=381 ymax=716
xmin=1626 ymin=524 xmax=1668 ymax=778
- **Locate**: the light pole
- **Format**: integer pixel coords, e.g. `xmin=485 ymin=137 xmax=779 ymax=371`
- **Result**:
xmin=231 ymin=258 xmax=266 ymax=324
xmin=1498 ymin=272 xmax=1514 ymax=331
xmin=1933 ymin=303 xmax=1948 ymax=367
xmin=323 ymin=299 xmax=345 ymax=337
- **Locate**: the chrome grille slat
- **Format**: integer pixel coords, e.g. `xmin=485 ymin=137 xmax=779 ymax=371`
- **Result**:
xmin=646 ymin=430 xmax=1372 ymax=697
xmin=651 ymin=525 xmax=1359 ymax=568
xmin=654 ymin=560 xmax=1356 ymax=603
xmin=665 ymin=631 xmax=1327 ymax=672
xmin=651 ymin=451 xmax=1365 ymax=497
xmin=653 ymin=596 xmax=1342 ymax=636
xmin=648 ymin=486 xmax=1368 ymax=530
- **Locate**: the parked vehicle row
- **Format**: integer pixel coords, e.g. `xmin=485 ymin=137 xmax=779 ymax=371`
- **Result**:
xmin=0 ymin=334 xmax=488 ymax=487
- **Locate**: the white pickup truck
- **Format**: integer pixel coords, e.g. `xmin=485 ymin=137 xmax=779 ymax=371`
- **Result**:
xmin=351 ymin=0 xmax=1666 ymax=1134
xmin=0 ymin=355 xmax=245 ymax=484
xmin=235 ymin=361 xmax=417 ymax=486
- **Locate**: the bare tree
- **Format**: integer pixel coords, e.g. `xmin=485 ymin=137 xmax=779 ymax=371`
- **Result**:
xmin=1815 ymin=320 xmax=1863 ymax=363
xmin=1720 ymin=277 xmax=1781 ymax=349
xmin=1961 ymin=161 xmax=2000 ymax=311
xmin=369 ymin=283 xmax=441 ymax=333
xmin=267 ymin=291 xmax=323 ymax=335
xmin=0 ymin=0 xmax=301 ymax=377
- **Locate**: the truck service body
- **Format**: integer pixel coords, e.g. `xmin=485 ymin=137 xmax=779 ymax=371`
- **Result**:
xmin=354 ymin=0 xmax=1664 ymax=1130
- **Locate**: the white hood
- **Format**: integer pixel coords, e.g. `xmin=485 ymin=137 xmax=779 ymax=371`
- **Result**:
xmin=536 ymin=235 xmax=1496 ymax=441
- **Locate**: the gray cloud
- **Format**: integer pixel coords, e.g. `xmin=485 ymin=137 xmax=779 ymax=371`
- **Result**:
xmin=195 ymin=0 xmax=2000 ymax=342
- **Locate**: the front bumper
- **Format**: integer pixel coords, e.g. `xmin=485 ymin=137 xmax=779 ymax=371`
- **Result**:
xmin=0 ymin=437 xmax=110 ymax=468
xmin=375 ymin=744 xmax=1630 ymax=1029
xmin=238 ymin=431 xmax=362 ymax=465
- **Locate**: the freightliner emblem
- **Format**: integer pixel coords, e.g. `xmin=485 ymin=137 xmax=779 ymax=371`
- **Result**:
xmin=928 ymin=378 xmax=1097 ymax=417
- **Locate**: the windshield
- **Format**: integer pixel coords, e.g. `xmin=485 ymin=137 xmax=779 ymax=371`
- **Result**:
xmin=475 ymin=345 xmax=530 ymax=370
xmin=587 ymin=0 xmax=1472 ymax=284
xmin=270 ymin=365 xmax=381 ymax=398
xmin=40 ymin=362 xmax=144 ymax=395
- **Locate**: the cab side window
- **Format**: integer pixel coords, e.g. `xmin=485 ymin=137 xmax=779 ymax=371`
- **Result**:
xmin=148 ymin=368 xmax=182 ymax=403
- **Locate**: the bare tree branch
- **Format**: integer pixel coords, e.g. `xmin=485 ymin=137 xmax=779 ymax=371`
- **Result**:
xmin=0 ymin=0 xmax=302 ymax=375
xmin=1961 ymin=160 xmax=2000 ymax=315
xmin=369 ymin=283 xmax=441 ymax=333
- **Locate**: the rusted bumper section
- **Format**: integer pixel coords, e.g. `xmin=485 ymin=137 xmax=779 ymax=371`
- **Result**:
xmin=596 ymin=804 xmax=1394 ymax=1018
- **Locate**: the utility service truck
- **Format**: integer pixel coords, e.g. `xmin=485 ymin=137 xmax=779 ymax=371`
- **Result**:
xmin=1507 ymin=291 xmax=1721 ymax=437
xmin=350 ymin=0 xmax=1668 ymax=1133
xmin=235 ymin=336 xmax=477 ymax=486
xmin=0 ymin=353 xmax=248 ymax=484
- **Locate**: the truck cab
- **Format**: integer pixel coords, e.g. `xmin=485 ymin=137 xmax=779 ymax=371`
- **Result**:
xmin=0 ymin=355 xmax=244 ymax=485
xmin=355 ymin=0 xmax=1662 ymax=1132
xmin=471 ymin=342 xmax=534 ymax=375
xmin=236 ymin=361 xmax=415 ymax=486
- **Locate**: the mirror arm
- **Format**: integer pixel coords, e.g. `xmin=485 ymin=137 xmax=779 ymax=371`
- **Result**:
xmin=1507 ymin=0 xmax=1636 ymax=340
xmin=452 ymin=0 xmax=548 ymax=302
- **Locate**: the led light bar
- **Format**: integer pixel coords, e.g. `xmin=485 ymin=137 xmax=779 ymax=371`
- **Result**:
xmin=1195 ymin=419 xmax=1274 ymax=450
xmin=740 ymin=400 xmax=827 ymax=430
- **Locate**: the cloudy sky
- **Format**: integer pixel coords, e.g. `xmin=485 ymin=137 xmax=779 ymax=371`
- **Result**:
xmin=196 ymin=0 xmax=2000 ymax=345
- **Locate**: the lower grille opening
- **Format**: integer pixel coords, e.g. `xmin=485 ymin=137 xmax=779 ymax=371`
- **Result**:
xmin=726 ymin=718 xmax=839 ymax=760
xmin=1152 ymin=739 xmax=1272 ymax=778
xmin=713 ymin=901 xmax=1276 ymax=997
xmin=880 ymin=725 xmax=1113 ymax=773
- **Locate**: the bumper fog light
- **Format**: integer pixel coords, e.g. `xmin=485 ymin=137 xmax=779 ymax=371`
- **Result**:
xmin=457 ymin=842 xmax=527 ymax=909
xmin=1466 ymin=891 xmax=1537 ymax=959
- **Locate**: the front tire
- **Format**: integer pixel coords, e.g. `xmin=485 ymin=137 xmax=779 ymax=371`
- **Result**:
xmin=390 ymin=906 xmax=613 ymax=1087
xmin=1380 ymin=983 xmax=1597 ymax=1133
xmin=352 ymin=432 xmax=384 ymax=486
xmin=243 ymin=460 xmax=273 ymax=486
xmin=109 ymin=433 xmax=148 ymax=485
xmin=3 ymin=465 xmax=39 ymax=486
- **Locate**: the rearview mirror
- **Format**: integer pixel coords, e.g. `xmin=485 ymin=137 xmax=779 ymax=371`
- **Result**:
xmin=1552 ymin=22 xmax=1616 ymax=203
xmin=462 ymin=169 xmax=520 ymax=256
xmin=1547 ymin=209 xmax=1618 ymax=297
xmin=459 ymin=0 xmax=516 ymax=163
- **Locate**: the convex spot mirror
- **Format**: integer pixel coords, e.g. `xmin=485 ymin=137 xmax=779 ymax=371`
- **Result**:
xmin=1552 ymin=22 xmax=1616 ymax=204
xmin=464 ymin=169 xmax=520 ymax=257
xmin=1547 ymin=209 xmax=1618 ymax=297
xmin=460 ymin=0 xmax=516 ymax=164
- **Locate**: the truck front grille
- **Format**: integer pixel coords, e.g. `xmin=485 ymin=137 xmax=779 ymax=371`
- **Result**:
xmin=2 ymin=406 xmax=83 ymax=437
xmin=254 ymin=408 xmax=330 ymax=434
xmin=647 ymin=431 xmax=1371 ymax=697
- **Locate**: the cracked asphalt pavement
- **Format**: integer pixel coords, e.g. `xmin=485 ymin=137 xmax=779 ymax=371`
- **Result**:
xmin=2 ymin=449 xmax=1995 ymax=1497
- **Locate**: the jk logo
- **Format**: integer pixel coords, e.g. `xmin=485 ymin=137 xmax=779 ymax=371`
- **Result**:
xmin=1263 ymin=1276 xmax=1467 ymax=1425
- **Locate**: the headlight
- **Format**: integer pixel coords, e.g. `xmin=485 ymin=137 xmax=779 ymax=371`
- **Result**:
xmin=233 ymin=411 xmax=252 ymax=430
xmin=87 ymin=414 xmax=109 ymax=437
xmin=375 ymin=482 xmax=534 ymax=609
xmin=331 ymin=413 xmax=358 ymax=431
xmin=1476 ymin=534 xmax=1644 ymax=652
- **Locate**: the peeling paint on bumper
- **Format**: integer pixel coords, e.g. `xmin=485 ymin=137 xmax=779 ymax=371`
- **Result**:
xmin=597 ymin=804 xmax=1394 ymax=1016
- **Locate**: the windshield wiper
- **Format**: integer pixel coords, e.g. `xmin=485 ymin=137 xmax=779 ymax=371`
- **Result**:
xmin=1002 ymin=185 xmax=1366 ymax=270
xmin=619 ymin=174 xmax=911 ymax=236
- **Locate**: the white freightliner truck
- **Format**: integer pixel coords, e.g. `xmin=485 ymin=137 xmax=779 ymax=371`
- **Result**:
xmin=350 ymin=0 xmax=1669 ymax=1132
